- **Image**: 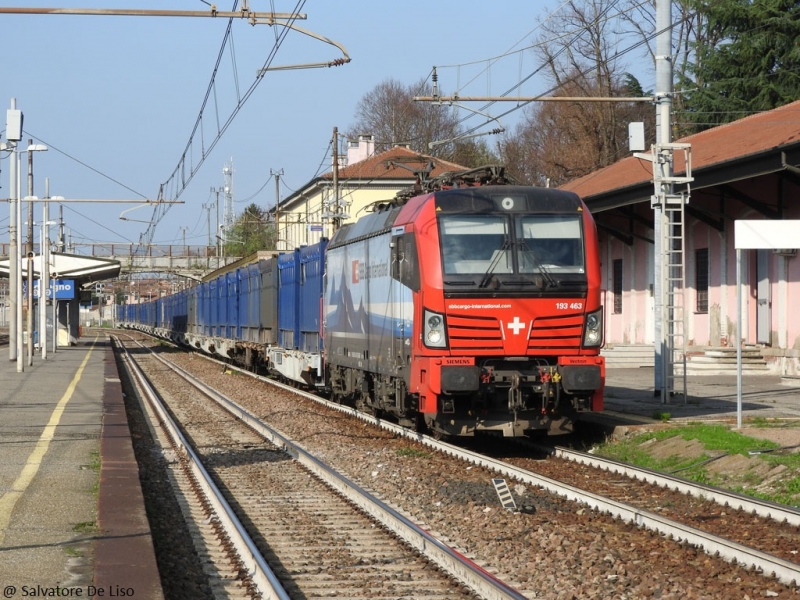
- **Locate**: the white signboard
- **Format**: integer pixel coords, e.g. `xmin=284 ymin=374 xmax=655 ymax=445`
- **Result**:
xmin=734 ymin=220 xmax=800 ymax=250
xmin=733 ymin=219 xmax=800 ymax=428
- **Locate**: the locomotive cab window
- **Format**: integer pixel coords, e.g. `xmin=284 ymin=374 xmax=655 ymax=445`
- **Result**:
xmin=439 ymin=213 xmax=585 ymax=276
xmin=517 ymin=215 xmax=584 ymax=273
xmin=440 ymin=216 xmax=511 ymax=275
xmin=392 ymin=233 xmax=420 ymax=291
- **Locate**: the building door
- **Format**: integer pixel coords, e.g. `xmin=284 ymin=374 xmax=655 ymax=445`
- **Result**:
xmin=756 ymin=249 xmax=771 ymax=345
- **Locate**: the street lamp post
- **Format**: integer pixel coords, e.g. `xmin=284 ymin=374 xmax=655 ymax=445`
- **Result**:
xmin=5 ymin=141 xmax=19 ymax=362
xmin=5 ymin=141 xmax=47 ymax=373
xmin=39 ymin=186 xmax=59 ymax=360
xmin=22 ymin=143 xmax=47 ymax=366
xmin=4 ymin=100 xmax=22 ymax=365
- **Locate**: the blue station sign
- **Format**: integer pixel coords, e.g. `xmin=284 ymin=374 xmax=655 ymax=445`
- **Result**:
xmin=22 ymin=279 xmax=76 ymax=300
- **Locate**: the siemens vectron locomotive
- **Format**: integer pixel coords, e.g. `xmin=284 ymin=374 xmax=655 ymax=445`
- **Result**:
xmin=120 ymin=167 xmax=605 ymax=438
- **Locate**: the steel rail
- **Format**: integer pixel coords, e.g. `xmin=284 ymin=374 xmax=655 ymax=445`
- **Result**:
xmin=112 ymin=337 xmax=290 ymax=600
xmin=122 ymin=329 xmax=800 ymax=587
xmin=552 ymin=445 xmax=800 ymax=527
xmin=200 ymin=354 xmax=800 ymax=587
xmin=142 ymin=345 xmax=529 ymax=600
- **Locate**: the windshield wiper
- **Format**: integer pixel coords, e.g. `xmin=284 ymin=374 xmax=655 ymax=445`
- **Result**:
xmin=478 ymin=236 xmax=511 ymax=288
xmin=444 ymin=280 xmax=476 ymax=286
xmin=518 ymin=240 xmax=557 ymax=288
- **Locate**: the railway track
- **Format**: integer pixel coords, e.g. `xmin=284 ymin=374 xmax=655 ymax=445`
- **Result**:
xmin=117 ymin=330 xmax=799 ymax=598
xmin=115 ymin=334 xmax=525 ymax=599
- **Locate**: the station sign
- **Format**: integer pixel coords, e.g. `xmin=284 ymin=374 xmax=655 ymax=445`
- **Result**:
xmin=22 ymin=279 xmax=76 ymax=300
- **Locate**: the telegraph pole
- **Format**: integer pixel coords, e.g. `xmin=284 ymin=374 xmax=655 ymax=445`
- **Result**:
xmin=332 ymin=126 xmax=340 ymax=232
xmin=653 ymin=0 xmax=672 ymax=398
xmin=5 ymin=99 xmax=20 ymax=364
xmin=202 ymin=203 xmax=212 ymax=246
xmin=58 ymin=204 xmax=65 ymax=252
xmin=210 ymin=186 xmax=221 ymax=261
xmin=26 ymin=139 xmax=35 ymax=365
xmin=270 ymin=168 xmax=283 ymax=248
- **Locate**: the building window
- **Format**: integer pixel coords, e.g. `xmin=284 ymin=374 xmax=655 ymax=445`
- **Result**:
xmin=613 ymin=259 xmax=623 ymax=314
xmin=696 ymin=248 xmax=709 ymax=313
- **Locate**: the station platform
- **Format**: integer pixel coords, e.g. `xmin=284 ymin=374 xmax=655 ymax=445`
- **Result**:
xmin=583 ymin=367 xmax=800 ymax=438
xmin=0 ymin=333 xmax=163 ymax=598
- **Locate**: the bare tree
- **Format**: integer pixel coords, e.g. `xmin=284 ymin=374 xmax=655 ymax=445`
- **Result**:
xmin=501 ymin=0 xmax=654 ymax=185
xmin=347 ymin=77 xmax=499 ymax=167
xmin=617 ymin=0 xmax=727 ymax=136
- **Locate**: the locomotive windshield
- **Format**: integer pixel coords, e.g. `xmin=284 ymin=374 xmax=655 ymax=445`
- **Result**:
xmin=439 ymin=213 xmax=584 ymax=277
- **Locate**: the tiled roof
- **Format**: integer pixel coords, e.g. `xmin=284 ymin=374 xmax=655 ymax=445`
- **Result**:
xmin=561 ymin=99 xmax=800 ymax=199
xmin=324 ymin=145 xmax=468 ymax=181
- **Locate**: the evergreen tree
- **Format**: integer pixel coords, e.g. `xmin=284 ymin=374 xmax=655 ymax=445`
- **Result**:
xmin=223 ymin=203 xmax=274 ymax=256
xmin=681 ymin=0 xmax=800 ymax=131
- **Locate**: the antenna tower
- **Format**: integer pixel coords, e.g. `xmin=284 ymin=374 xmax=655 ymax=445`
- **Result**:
xmin=222 ymin=160 xmax=235 ymax=241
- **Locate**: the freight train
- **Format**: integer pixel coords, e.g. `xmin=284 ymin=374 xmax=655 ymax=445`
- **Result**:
xmin=119 ymin=166 xmax=605 ymax=438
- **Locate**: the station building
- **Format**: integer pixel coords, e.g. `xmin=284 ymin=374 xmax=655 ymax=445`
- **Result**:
xmin=562 ymin=100 xmax=800 ymax=375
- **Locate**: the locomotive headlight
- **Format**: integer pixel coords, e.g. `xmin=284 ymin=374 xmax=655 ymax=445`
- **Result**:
xmin=423 ymin=309 xmax=447 ymax=348
xmin=583 ymin=307 xmax=604 ymax=347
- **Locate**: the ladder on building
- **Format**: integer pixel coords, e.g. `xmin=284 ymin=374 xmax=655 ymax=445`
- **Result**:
xmin=651 ymin=143 xmax=693 ymax=403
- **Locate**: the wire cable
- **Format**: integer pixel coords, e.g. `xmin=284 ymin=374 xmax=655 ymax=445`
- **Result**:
xmin=139 ymin=0 xmax=308 ymax=249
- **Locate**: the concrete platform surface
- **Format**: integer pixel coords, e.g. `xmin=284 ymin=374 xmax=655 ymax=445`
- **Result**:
xmin=598 ymin=367 xmax=800 ymax=426
xmin=0 ymin=334 xmax=162 ymax=599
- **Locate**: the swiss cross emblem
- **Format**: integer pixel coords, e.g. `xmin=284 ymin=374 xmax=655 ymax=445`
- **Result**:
xmin=507 ymin=316 xmax=527 ymax=335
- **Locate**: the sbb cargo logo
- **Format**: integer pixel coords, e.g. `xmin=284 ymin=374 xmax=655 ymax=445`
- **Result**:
xmin=351 ymin=260 xmax=389 ymax=284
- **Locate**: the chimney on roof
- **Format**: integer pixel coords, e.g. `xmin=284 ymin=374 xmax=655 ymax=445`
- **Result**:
xmin=346 ymin=134 xmax=375 ymax=165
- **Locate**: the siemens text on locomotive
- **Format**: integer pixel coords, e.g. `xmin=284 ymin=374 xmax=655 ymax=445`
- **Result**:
xmin=119 ymin=167 xmax=605 ymax=438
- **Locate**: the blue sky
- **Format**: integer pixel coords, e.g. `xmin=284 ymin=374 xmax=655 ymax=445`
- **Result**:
xmin=1 ymin=0 xmax=653 ymax=251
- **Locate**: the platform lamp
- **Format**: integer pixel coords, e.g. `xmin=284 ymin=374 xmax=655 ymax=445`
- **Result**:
xmin=39 ymin=192 xmax=58 ymax=360
xmin=16 ymin=143 xmax=47 ymax=371
xmin=50 ymin=271 xmax=58 ymax=354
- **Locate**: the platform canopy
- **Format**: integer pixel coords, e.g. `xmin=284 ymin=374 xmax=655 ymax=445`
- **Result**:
xmin=0 ymin=252 xmax=121 ymax=284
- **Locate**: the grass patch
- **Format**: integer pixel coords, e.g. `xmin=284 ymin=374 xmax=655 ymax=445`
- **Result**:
xmin=594 ymin=423 xmax=799 ymax=506
xmin=72 ymin=521 xmax=97 ymax=534
xmin=602 ymin=423 xmax=778 ymax=460
xmin=651 ymin=411 xmax=671 ymax=422
xmin=87 ymin=449 xmax=101 ymax=472
xmin=396 ymin=447 xmax=432 ymax=458
xmin=82 ymin=448 xmax=101 ymax=498
xmin=747 ymin=416 xmax=795 ymax=428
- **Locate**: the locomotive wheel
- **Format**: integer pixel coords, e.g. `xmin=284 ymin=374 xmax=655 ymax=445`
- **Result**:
xmin=355 ymin=397 xmax=376 ymax=417
xmin=431 ymin=427 xmax=453 ymax=443
xmin=426 ymin=420 xmax=453 ymax=442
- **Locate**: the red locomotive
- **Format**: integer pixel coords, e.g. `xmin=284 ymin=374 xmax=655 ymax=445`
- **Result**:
xmin=324 ymin=167 xmax=604 ymax=438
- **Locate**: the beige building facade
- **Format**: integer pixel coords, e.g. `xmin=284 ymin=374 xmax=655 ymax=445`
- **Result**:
xmin=272 ymin=135 xmax=467 ymax=249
